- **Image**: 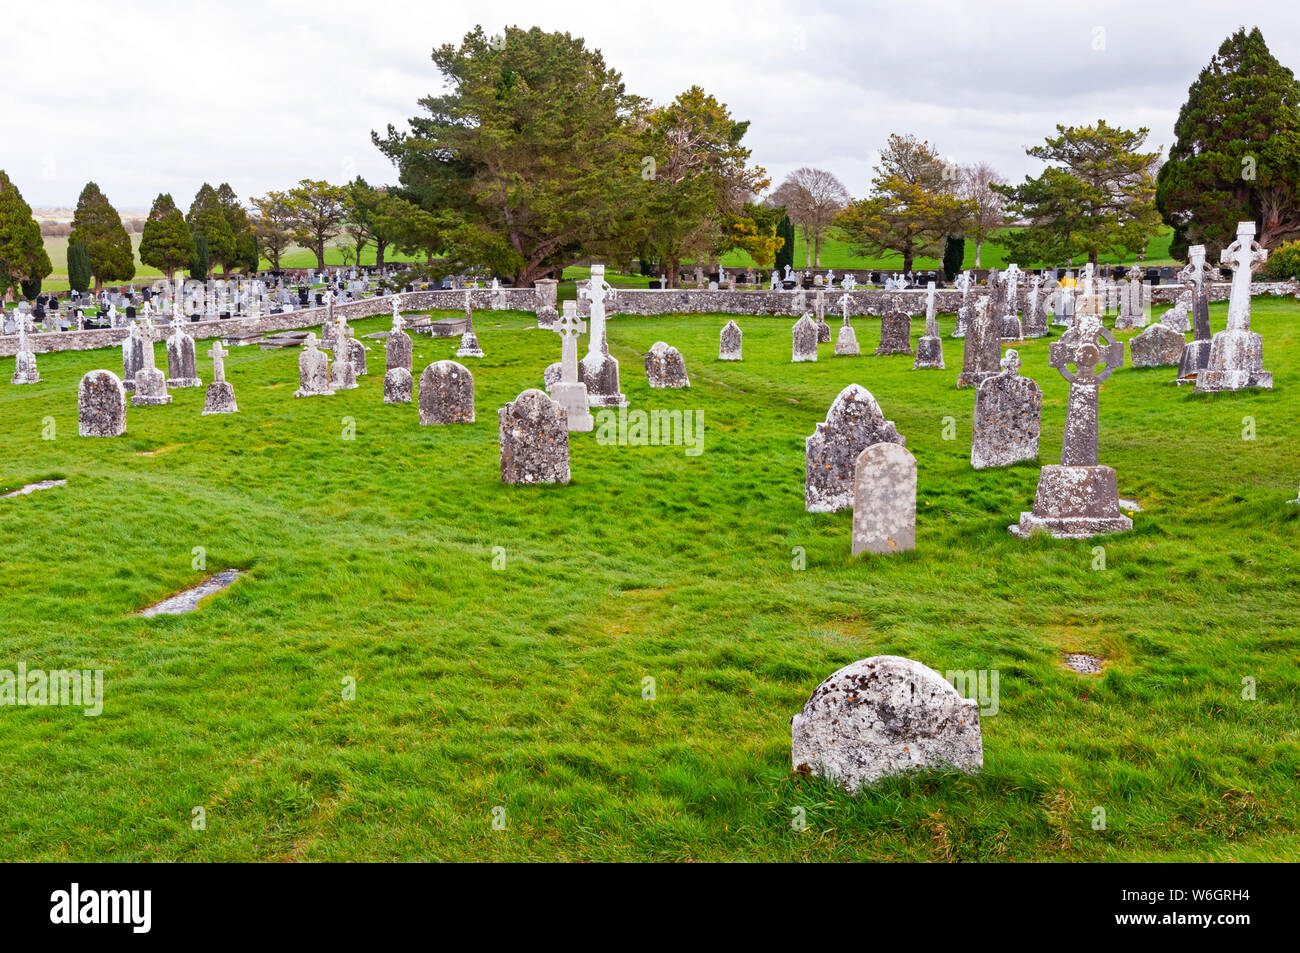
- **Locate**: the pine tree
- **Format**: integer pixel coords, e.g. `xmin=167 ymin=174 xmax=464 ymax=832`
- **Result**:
xmin=190 ymin=233 xmax=210 ymax=282
xmin=774 ymin=213 xmax=795 ymax=274
xmin=67 ymin=240 xmax=91 ymax=293
xmin=140 ymin=193 xmax=195 ymax=280
xmin=0 ymin=170 xmax=52 ymax=300
xmin=1156 ymin=27 xmax=1300 ymax=259
xmin=216 ymin=183 xmax=258 ymax=275
xmin=187 ymin=184 xmax=235 ymax=278
xmin=70 ymin=181 xmax=135 ymax=290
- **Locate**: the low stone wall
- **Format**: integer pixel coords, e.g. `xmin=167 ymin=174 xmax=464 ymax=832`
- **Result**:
xmin=0 ymin=287 xmax=553 ymax=357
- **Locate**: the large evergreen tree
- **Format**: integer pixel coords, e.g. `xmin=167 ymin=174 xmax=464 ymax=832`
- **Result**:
xmin=374 ymin=26 xmax=645 ymax=286
xmin=66 ymin=240 xmax=92 ymax=293
xmin=187 ymin=184 xmax=235 ymax=278
xmin=774 ymin=212 xmax=795 ymax=274
xmin=995 ymin=121 xmax=1162 ymax=266
xmin=1156 ymin=27 xmax=1300 ymax=258
xmin=0 ymin=171 xmax=52 ymax=301
xmin=216 ymin=183 xmax=258 ymax=274
xmin=70 ymin=181 xmax=134 ymax=290
xmin=139 ymin=193 xmax=195 ymax=280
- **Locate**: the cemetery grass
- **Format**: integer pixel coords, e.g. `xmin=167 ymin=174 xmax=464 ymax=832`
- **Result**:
xmin=1 ymin=300 xmax=1298 ymax=862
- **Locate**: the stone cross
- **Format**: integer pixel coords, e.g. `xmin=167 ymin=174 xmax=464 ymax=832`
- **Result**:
xmin=557 ymin=301 xmax=587 ymax=383
xmin=924 ymin=280 xmax=937 ymax=336
xmin=1180 ymin=244 xmax=1216 ymax=341
xmin=581 ymin=263 xmax=613 ymax=358
xmin=955 ymin=271 xmax=972 ymax=299
xmin=1220 ymin=221 xmax=1268 ymax=332
xmin=1049 ymin=312 xmax=1124 ymax=467
xmin=840 ymin=295 xmax=851 ymax=326
xmin=334 ymin=316 xmax=353 ymax=353
xmin=208 ymin=340 xmax=229 ymax=383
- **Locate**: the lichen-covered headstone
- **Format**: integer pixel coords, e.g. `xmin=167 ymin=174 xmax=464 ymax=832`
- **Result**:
xmin=956 ymin=298 xmax=1001 ymax=389
xmin=295 ymin=333 xmax=333 ymax=398
xmin=10 ymin=320 xmax=40 ymax=384
xmin=347 ymin=337 xmax=368 ymax=376
xmin=876 ymin=296 xmax=913 ymax=355
xmin=131 ymin=327 xmax=172 ymax=407
xmin=791 ymin=656 xmax=983 ymax=792
xmin=78 ymin=370 xmax=127 ymax=437
xmin=805 ymin=384 xmax=905 ymax=513
xmin=1114 ymin=265 xmax=1149 ymax=330
xmin=1129 ymin=323 xmax=1186 ymax=368
xmin=719 ymin=320 xmax=742 ymax=361
xmin=644 ymin=341 xmax=689 ymax=388
xmin=1010 ymin=313 xmax=1132 ymax=539
xmin=1022 ymin=274 xmax=1048 ymax=338
xmin=971 ymin=350 xmax=1041 ymax=469
xmin=499 ymin=388 xmax=569 ymax=485
xmin=201 ymin=340 xmax=238 ymax=415
xmin=1160 ymin=290 xmax=1193 ymax=333
xmin=329 ymin=318 xmax=358 ymax=391
xmin=165 ymin=323 xmax=202 ymax=388
xmin=386 ymin=313 xmax=413 ymax=374
xmin=383 ymin=367 xmax=413 ymax=404
xmin=121 ymin=321 xmax=146 ymax=393
xmin=1195 ymin=221 xmax=1272 ymax=392
xmin=419 ymin=360 xmax=475 ymax=424
xmin=912 ymin=281 xmax=944 ymax=369
xmin=792 ymin=313 xmax=818 ymax=362
xmin=851 ymin=442 xmax=917 ymax=555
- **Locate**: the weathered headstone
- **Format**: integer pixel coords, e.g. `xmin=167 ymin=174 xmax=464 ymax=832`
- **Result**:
xmin=912 ymin=281 xmax=944 ymax=369
xmin=347 ymin=337 xmax=368 ymax=376
xmin=1022 ymin=274 xmax=1048 ymax=338
xmin=456 ymin=292 xmax=484 ymax=358
xmin=956 ymin=298 xmax=1001 ymax=389
xmin=1176 ymin=244 xmax=1216 ymax=383
xmin=876 ymin=296 xmax=913 ymax=355
xmin=551 ymin=301 xmax=594 ymax=432
xmin=386 ymin=310 xmax=413 ymax=373
xmin=131 ymin=325 xmax=172 ymax=406
xmin=851 ymin=442 xmax=917 ymax=555
xmin=805 ymin=384 xmax=906 ymax=513
xmin=202 ymin=340 xmax=238 ymax=415
xmin=971 ymin=350 xmax=1041 ymax=469
xmin=1195 ymin=221 xmax=1272 ymax=392
xmin=950 ymin=271 xmax=973 ymax=337
xmin=1113 ymin=264 xmax=1149 ymax=330
xmin=165 ymin=322 xmax=202 ymax=388
xmin=792 ymin=313 xmax=818 ymax=362
xmin=78 ymin=370 xmax=127 ymax=437
xmin=814 ymin=291 xmax=831 ymax=343
xmin=719 ymin=320 xmax=742 ymax=360
xmin=121 ymin=321 xmax=146 ymax=393
xmin=295 ymin=333 xmax=333 ymax=398
xmin=791 ymin=656 xmax=983 ymax=791
xmin=1129 ymin=323 xmax=1186 ymax=368
xmin=835 ymin=296 xmax=860 ymax=356
xmin=1010 ymin=313 xmax=1132 ymax=538
xmin=383 ymin=367 xmax=413 ymax=404
xmin=10 ymin=320 xmax=40 ymax=384
xmin=1160 ymin=290 xmax=1193 ymax=333
xmin=644 ymin=341 xmax=689 ymax=388
xmin=329 ymin=317 xmax=358 ymax=391
xmin=419 ymin=360 xmax=475 ymax=424
xmin=499 ymin=388 xmax=569 ymax=485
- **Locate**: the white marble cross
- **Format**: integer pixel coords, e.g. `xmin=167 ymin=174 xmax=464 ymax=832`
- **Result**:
xmin=925 ymin=280 xmax=938 ymax=335
xmin=557 ymin=301 xmax=587 ymax=383
xmin=1220 ymin=221 xmax=1268 ymax=332
xmin=208 ymin=340 xmax=229 ymax=383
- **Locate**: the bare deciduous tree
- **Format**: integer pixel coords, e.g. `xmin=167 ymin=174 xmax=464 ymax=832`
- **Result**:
xmin=959 ymin=162 xmax=1007 ymax=267
xmin=771 ymin=167 xmax=849 ymax=268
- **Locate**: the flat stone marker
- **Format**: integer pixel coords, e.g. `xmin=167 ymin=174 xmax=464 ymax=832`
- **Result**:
xmin=295 ymin=333 xmax=333 ymax=397
xmin=1195 ymin=221 xmax=1272 ymax=392
xmin=876 ymin=297 xmax=913 ymax=355
xmin=971 ymin=350 xmax=1042 ymax=469
xmin=384 ymin=367 xmax=413 ymax=404
xmin=792 ymin=313 xmax=818 ymax=362
xmin=1129 ymin=323 xmax=1186 ymax=368
xmin=499 ymin=388 xmax=569 ymax=484
xmin=791 ymin=656 xmax=983 ymax=792
xmin=419 ymin=360 xmax=475 ymax=424
xmin=851 ymin=442 xmax=917 ymax=555
xmin=644 ymin=341 xmax=689 ymax=388
xmin=956 ymin=298 xmax=1001 ymax=389
xmin=719 ymin=320 xmax=742 ymax=361
xmin=79 ymin=370 xmax=127 ymax=437
xmin=805 ymin=384 xmax=905 ymax=513
xmin=1010 ymin=312 xmax=1132 ymax=539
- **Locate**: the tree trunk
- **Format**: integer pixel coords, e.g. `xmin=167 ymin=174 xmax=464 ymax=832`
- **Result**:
xmin=974 ymin=240 xmax=983 ymax=268
xmin=669 ymin=256 xmax=681 ymax=289
xmin=902 ymin=250 xmax=914 ymax=273
xmin=814 ymin=230 xmax=822 ymax=268
xmin=376 ymin=240 xmax=387 ymax=269
xmin=803 ymin=226 xmax=811 ymax=268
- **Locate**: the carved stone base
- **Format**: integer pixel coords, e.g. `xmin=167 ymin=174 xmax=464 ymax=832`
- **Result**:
xmin=1009 ymin=464 xmax=1133 ymax=539
xmin=202 ymin=381 xmax=238 ymax=415
xmin=1193 ymin=329 xmax=1272 ymax=392
xmin=912 ymin=335 xmax=944 ymax=369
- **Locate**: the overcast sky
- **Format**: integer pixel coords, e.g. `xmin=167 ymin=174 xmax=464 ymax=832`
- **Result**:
xmin=5 ymin=0 xmax=1297 ymax=212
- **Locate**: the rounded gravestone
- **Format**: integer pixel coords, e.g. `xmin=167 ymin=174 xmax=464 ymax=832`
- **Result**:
xmin=852 ymin=442 xmax=917 ymax=555
xmin=499 ymin=388 xmax=569 ymax=485
xmin=419 ymin=360 xmax=475 ymax=424
xmin=347 ymin=338 xmax=368 ymax=376
xmin=78 ymin=370 xmax=127 ymax=437
xmin=805 ymin=384 xmax=905 ymax=513
xmin=384 ymin=367 xmax=413 ymax=404
xmin=644 ymin=341 xmax=689 ymax=388
xmin=791 ymin=656 xmax=983 ymax=792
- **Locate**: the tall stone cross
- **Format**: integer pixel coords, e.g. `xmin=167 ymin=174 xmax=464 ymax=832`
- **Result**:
xmin=582 ymin=263 xmax=613 ymax=359
xmin=1003 ymin=263 xmax=1020 ymax=310
xmin=556 ymin=301 xmax=587 ymax=383
xmin=334 ymin=316 xmax=353 ymax=358
xmin=1179 ymin=244 xmax=1215 ymax=341
xmin=392 ymin=299 xmax=403 ymax=330
xmin=208 ymin=340 xmax=229 ymax=383
xmin=1220 ymin=221 xmax=1268 ymax=332
xmin=840 ymin=294 xmax=851 ymax=326
xmin=955 ymin=270 xmax=972 ymax=301
xmin=1049 ymin=312 xmax=1124 ymax=467
xmin=924 ymin=280 xmax=938 ymax=336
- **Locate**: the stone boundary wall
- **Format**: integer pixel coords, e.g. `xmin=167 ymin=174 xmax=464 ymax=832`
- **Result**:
xmin=0 ymin=286 xmax=554 ymax=357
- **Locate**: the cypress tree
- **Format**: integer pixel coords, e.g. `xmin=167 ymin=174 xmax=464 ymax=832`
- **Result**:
xmin=774 ymin=212 xmax=795 ymax=274
xmin=190 ymin=233 xmax=210 ymax=282
xmin=67 ymin=240 xmax=92 ymax=293
xmin=0 ymin=170 xmax=52 ymax=300
xmin=140 ymin=193 xmax=195 ymax=280
xmin=1156 ymin=27 xmax=1300 ymax=258
xmin=187 ymin=184 xmax=235 ymax=277
xmin=942 ymin=235 xmax=965 ymax=280
xmin=70 ymin=181 xmax=135 ymax=290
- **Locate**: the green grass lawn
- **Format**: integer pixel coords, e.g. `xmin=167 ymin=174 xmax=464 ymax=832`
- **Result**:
xmin=2 ymin=300 xmax=1297 ymax=861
